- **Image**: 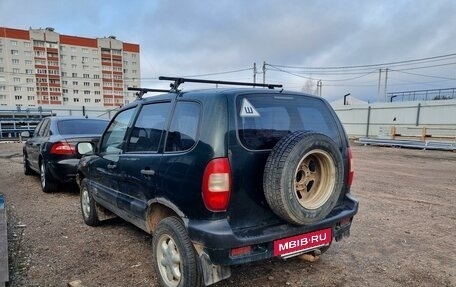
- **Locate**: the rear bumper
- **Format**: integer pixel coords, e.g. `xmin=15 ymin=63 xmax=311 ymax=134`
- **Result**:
xmin=48 ymin=158 xmax=79 ymax=183
xmin=187 ymin=193 xmax=358 ymax=265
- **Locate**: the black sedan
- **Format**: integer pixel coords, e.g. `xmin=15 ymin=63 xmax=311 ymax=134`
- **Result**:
xmin=22 ymin=116 xmax=109 ymax=193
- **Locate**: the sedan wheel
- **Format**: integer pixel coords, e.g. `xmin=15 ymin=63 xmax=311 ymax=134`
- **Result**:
xmin=40 ymin=161 xmax=58 ymax=193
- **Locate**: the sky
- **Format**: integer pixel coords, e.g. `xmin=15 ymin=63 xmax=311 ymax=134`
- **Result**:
xmin=1 ymin=0 xmax=456 ymax=103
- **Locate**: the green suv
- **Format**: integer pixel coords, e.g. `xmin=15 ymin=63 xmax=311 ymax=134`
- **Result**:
xmin=76 ymin=77 xmax=358 ymax=287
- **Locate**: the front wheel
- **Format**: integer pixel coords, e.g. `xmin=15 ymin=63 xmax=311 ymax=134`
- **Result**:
xmin=152 ymin=217 xmax=202 ymax=287
xmin=80 ymin=179 xmax=100 ymax=226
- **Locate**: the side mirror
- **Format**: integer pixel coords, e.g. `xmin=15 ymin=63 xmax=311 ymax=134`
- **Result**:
xmin=76 ymin=142 xmax=94 ymax=156
xmin=21 ymin=131 xmax=30 ymax=138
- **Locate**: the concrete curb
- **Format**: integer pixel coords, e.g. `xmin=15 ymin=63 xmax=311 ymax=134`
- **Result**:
xmin=0 ymin=194 xmax=8 ymax=286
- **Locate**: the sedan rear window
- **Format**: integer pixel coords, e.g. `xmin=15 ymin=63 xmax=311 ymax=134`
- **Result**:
xmin=57 ymin=119 xmax=108 ymax=135
xmin=236 ymin=94 xmax=339 ymax=150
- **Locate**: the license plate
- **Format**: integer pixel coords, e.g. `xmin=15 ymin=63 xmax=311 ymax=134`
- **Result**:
xmin=273 ymin=228 xmax=332 ymax=257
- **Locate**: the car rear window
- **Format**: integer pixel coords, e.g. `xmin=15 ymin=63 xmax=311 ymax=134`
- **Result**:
xmin=236 ymin=94 xmax=340 ymax=150
xmin=57 ymin=119 xmax=108 ymax=135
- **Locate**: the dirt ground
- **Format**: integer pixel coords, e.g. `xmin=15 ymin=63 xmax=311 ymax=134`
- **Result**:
xmin=0 ymin=141 xmax=455 ymax=287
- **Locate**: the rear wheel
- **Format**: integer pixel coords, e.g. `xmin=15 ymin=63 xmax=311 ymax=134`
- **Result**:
xmin=23 ymin=153 xmax=33 ymax=175
xmin=152 ymin=217 xmax=202 ymax=287
xmin=40 ymin=161 xmax=58 ymax=193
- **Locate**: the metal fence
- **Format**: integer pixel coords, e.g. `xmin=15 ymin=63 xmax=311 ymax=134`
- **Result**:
xmin=388 ymin=88 xmax=456 ymax=102
xmin=0 ymin=106 xmax=117 ymax=139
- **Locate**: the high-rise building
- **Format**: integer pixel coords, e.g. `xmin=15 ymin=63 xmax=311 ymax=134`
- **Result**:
xmin=0 ymin=26 xmax=140 ymax=108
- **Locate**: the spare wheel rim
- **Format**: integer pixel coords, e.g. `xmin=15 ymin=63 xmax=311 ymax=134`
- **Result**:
xmin=294 ymin=149 xmax=336 ymax=210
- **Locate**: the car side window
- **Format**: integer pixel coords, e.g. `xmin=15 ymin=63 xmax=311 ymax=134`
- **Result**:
xmin=100 ymin=108 xmax=136 ymax=154
xmin=41 ymin=119 xmax=51 ymax=137
xmin=127 ymin=102 xmax=171 ymax=153
xmin=33 ymin=120 xmax=44 ymax=137
xmin=165 ymin=102 xmax=200 ymax=152
xmin=37 ymin=119 xmax=50 ymax=137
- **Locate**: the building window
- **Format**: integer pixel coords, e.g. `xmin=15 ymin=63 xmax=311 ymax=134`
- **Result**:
xmin=63 ymin=97 xmax=68 ymax=102
xmin=82 ymin=48 xmax=89 ymax=54
xmin=84 ymin=82 xmax=90 ymax=86
xmin=94 ymin=91 xmax=101 ymax=95
xmin=72 ymin=73 xmax=77 ymax=77
xmin=26 ymin=69 xmax=33 ymax=74
xmin=13 ymin=78 xmax=20 ymax=83
xmin=94 ymin=83 xmax=100 ymax=87
xmin=73 ymin=98 xmax=79 ymax=102
xmin=25 ymin=60 xmax=32 ymax=65
xmin=26 ymin=78 xmax=33 ymax=83
xmin=93 ymin=58 xmax=99 ymax=63
xmin=84 ymin=90 xmax=90 ymax=95
xmin=85 ymin=98 xmax=91 ymax=103
xmin=15 ymin=95 xmax=22 ymax=100
xmin=13 ymin=68 xmax=20 ymax=74
xmin=73 ymin=90 xmax=79 ymax=94
xmin=62 ymin=80 xmax=68 ymax=85
xmin=11 ymin=40 xmax=18 ymax=46
xmin=71 ymin=55 xmax=76 ymax=60
xmin=82 ymin=56 xmax=89 ymax=63
xmin=27 ymin=95 xmax=35 ymax=100
xmin=93 ymin=74 xmax=100 ymax=79
xmin=95 ymin=99 xmax=101 ymax=103
xmin=27 ymin=87 xmax=34 ymax=92
xmin=72 ymin=64 xmax=77 ymax=69
xmin=11 ymin=50 xmax=19 ymax=55
xmin=0 ymin=67 xmax=3 ymax=73
xmin=62 ymin=72 xmax=67 ymax=77
xmin=33 ymin=40 xmax=44 ymax=46
xmin=14 ymin=86 xmax=21 ymax=91
xmin=24 ymin=42 xmax=31 ymax=47
xmin=71 ymin=47 xmax=76 ymax=53
xmin=12 ymin=59 xmax=19 ymax=65
xmin=73 ymin=81 xmax=78 ymax=85
xmin=62 ymin=89 xmax=68 ymax=94
xmin=83 ymin=74 xmax=90 ymax=78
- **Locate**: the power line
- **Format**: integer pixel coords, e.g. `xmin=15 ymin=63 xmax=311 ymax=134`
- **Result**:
xmin=267 ymin=52 xmax=456 ymax=70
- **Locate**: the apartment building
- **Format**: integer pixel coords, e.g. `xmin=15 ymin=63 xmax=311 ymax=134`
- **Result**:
xmin=0 ymin=26 xmax=140 ymax=108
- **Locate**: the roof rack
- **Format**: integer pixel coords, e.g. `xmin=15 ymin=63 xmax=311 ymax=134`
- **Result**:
xmin=127 ymin=87 xmax=171 ymax=99
xmin=159 ymin=76 xmax=282 ymax=91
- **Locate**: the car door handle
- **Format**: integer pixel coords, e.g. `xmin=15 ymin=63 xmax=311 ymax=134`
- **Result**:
xmin=107 ymin=163 xmax=117 ymax=169
xmin=140 ymin=169 xmax=155 ymax=176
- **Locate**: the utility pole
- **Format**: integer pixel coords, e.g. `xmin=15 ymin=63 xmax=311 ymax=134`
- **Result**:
xmin=384 ymin=68 xmax=389 ymax=102
xmin=317 ymin=80 xmax=322 ymax=97
xmin=262 ymin=61 xmax=266 ymax=85
xmin=253 ymin=62 xmax=257 ymax=84
xmin=376 ymin=68 xmax=382 ymax=103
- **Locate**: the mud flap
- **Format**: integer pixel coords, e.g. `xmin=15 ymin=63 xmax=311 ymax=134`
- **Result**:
xmin=95 ymin=203 xmax=117 ymax=221
xmin=199 ymin=252 xmax=231 ymax=286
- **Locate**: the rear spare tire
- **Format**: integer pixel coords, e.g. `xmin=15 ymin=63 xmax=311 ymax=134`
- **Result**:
xmin=263 ymin=131 xmax=344 ymax=225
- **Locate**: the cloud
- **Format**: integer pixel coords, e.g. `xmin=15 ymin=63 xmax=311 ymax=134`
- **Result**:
xmin=1 ymin=0 xmax=456 ymax=101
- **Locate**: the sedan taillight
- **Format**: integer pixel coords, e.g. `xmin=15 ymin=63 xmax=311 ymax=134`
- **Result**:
xmin=50 ymin=141 xmax=76 ymax=155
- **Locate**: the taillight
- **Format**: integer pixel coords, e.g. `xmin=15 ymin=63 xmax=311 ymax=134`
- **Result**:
xmin=347 ymin=147 xmax=354 ymax=187
xmin=50 ymin=141 xmax=76 ymax=155
xmin=202 ymin=158 xmax=231 ymax=212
